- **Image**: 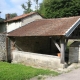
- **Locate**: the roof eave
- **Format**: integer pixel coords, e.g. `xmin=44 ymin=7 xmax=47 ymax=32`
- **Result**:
xmin=64 ymin=18 xmax=80 ymax=37
xmin=5 ymin=12 xmax=37 ymax=23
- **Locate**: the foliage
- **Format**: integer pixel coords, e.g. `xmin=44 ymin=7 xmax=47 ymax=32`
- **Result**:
xmin=39 ymin=0 xmax=80 ymax=18
xmin=10 ymin=13 xmax=17 ymax=18
xmin=22 ymin=0 xmax=33 ymax=14
xmin=0 ymin=61 xmax=59 ymax=80
xmin=34 ymin=0 xmax=39 ymax=11
xmin=0 ymin=18 xmax=4 ymax=22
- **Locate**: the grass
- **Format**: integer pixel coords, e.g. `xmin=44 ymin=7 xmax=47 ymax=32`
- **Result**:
xmin=0 ymin=61 xmax=59 ymax=80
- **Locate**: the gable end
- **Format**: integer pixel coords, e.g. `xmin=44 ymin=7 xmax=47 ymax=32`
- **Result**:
xmin=65 ymin=18 xmax=80 ymax=37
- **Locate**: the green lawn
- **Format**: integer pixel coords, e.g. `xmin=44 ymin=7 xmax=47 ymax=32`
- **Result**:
xmin=0 ymin=61 xmax=59 ymax=80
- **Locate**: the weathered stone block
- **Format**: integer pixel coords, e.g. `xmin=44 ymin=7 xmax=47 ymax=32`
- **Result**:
xmin=0 ymin=34 xmax=7 ymax=61
xmin=69 ymin=41 xmax=80 ymax=63
xmin=12 ymin=50 xmax=64 ymax=70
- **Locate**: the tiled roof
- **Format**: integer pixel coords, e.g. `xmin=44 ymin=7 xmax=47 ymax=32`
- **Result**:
xmin=5 ymin=12 xmax=37 ymax=22
xmin=8 ymin=16 xmax=80 ymax=37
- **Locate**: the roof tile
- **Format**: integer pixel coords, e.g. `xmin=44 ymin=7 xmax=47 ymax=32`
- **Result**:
xmin=5 ymin=12 xmax=36 ymax=22
xmin=8 ymin=16 xmax=80 ymax=37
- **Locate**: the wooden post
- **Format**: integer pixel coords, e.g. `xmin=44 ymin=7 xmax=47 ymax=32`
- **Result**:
xmin=60 ymin=38 xmax=65 ymax=64
xmin=65 ymin=39 xmax=68 ymax=50
xmin=6 ymin=37 xmax=8 ymax=61
xmin=6 ymin=37 xmax=11 ymax=62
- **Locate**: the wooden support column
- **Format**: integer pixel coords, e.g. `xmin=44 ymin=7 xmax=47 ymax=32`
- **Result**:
xmin=65 ymin=39 xmax=68 ymax=50
xmin=60 ymin=38 xmax=65 ymax=64
xmin=6 ymin=37 xmax=11 ymax=62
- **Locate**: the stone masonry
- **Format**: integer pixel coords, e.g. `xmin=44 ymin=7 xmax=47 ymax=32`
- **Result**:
xmin=12 ymin=50 xmax=64 ymax=70
xmin=0 ymin=34 xmax=7 ymax=61
xmin=69 ymin=41 xmax=80 ymax=63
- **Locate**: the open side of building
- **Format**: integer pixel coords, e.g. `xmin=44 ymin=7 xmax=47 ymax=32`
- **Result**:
xmin=7 ymin=16 xmax=80 ymax=70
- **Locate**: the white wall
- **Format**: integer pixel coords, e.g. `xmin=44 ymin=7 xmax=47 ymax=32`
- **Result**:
xmin=7 ymin=21 xmax=21 ymax=33
xmin=21 ymin=14 xmax=42 ymax=26
xmin=7 ymin=14 xmax=42 ymax=33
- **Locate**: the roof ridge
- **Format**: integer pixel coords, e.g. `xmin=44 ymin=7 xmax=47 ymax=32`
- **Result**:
xmin=5 ymin=12 xmax=36 ymax=22
xmin=39 ymin=16 xmax=80 ymax=20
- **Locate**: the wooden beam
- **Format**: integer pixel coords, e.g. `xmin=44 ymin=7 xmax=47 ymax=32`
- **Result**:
xmin=60 ymin=38 xmax=65 ymax=64
xmin=65 ymin=39 xmax=68 ymax=45
xmin=65 ymin=39 xmax=68 ymax=50
xmin=52 ymin=39 xmax=61 ymax=52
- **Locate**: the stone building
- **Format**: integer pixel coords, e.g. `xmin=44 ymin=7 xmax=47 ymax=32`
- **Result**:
xmin=0 ymin=12 xmax=43 ymax=33
xmin=0 ymin=12 xmax=43 ymax=61
xmin=7 ymin=16 xmax=80 ymax=69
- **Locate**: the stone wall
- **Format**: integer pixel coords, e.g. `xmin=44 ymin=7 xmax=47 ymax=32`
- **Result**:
xmin=12 ymin=50 xmax=64 ymax=70
xmin=0 ymin=34 xmax=7 ymax=61
xmin=69 ymin=47 xmax=79 ymax=63
xmin=69 ymin=41 xmax=80 ymax=63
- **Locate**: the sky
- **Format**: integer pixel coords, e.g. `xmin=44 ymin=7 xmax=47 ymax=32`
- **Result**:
xmin=0 ymin=0 xmax=43 ymax=19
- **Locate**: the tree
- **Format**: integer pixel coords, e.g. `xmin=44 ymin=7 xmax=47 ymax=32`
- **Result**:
xmin=34 ymin=0 xmax=39 ymax=11
xmin=0 ymin=18 xmax=4 ymax=22
xmin=22 ymin=0 xmax=33 ymax=14
xmin=10 ymin=13 xmax=17 ymax=18
xmin=39 ymin=0 xmax=80 ymax=18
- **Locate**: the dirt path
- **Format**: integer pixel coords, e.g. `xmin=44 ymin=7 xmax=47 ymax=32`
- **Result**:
xmin=30 ymin=68 xmax=80 ymax=80
xmin=45 ymin=68 xmax=80 ymax=80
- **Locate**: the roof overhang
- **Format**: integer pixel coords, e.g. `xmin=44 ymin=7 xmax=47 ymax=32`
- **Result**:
xmin=65 ymin=18 xmax=80 ymax=37
xmin=7 ymin=16 xmax=80 ymax=37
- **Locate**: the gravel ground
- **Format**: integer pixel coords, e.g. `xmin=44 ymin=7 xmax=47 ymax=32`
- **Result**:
xmin=45 ymin=68 xmax=80 ymax=80
xmin=30 ymin=63 xmax=80 ymax=80
xmin=30 ymin=68 xmax=80 ymax=80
